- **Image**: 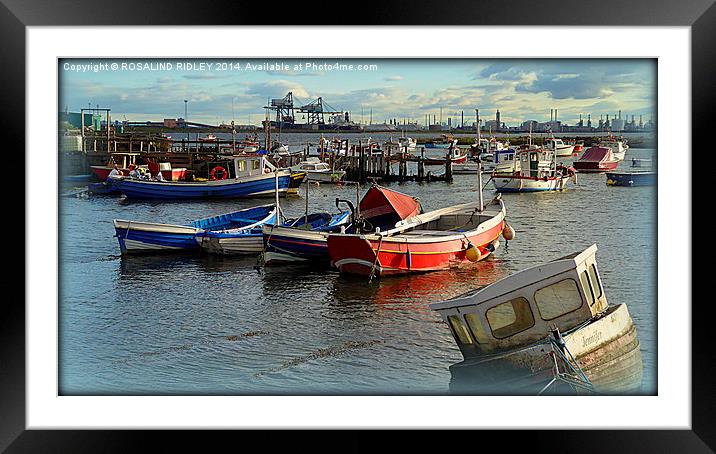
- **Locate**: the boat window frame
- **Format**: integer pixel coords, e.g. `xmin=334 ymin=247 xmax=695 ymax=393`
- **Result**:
xmin=588 ymin=264 xmax=603 ymax=300
xmin=485 ymin=296 xmax=536 ymax=340
xmin=533 ymin=278 xmax=584 ymax=321
xmin=463 ymin=312 xmax=490 ymax=344
xmin=448 ymin=314 xmax=474 ymax=345
xmin=579 ymin=269 xmax=596 ymax=306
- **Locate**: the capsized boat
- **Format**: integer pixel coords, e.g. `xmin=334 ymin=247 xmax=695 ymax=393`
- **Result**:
xmin=573 ymin=146 xmax=620 ymax=173
xmin=113 ymin=204 xmax=277 ymax=255
xmin=107 ymin=156 xmax=297 ymax=199
xmin=491 ymin=146 xmax=577 ymax=192
xmin=327 ymin=173 xmax=513 ymax=278
xmin=430 ymin=244 xmax=643 ymax=395
xmin=262 ymin=185 xmax=422 ymax=265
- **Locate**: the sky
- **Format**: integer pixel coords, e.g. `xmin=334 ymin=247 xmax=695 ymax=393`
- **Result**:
xmin=59 ymin=58 xmax=656 ymax=127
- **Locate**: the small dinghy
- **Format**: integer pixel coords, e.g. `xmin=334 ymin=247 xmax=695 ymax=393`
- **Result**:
xmin=113 ymin=204 xmax=277 ymax=255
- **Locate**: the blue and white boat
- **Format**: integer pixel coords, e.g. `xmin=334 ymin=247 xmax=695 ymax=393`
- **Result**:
xmin=113 ymin=204 xmax=277 ymax=255
xmin=107 ymin=156 xmax=297 ymax=200
xmin=262 ymin=211 xmax=353 ymax=263
xmin=606 ymin=158 xmax=656 ymax=187
xmin=201 ymin=211 xmax=351 ymax=257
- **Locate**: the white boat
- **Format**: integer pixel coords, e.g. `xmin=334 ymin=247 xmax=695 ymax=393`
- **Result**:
xmin=544 ymin=137 xmax=576 ymax=157
xmin=430 ymin=244 xmax=643 ymax=394
xmin=290 ymin=158 xmax=346 ymax=183
xmin=491 ymin=146 xmax=576 ymax=193
xmin=398 ymin=136 xmax=417 ymax=152
xmin=598 ymin=135 xmax=629 ymax=161
xmin=454 ymin=148 xmax=520 ymax=174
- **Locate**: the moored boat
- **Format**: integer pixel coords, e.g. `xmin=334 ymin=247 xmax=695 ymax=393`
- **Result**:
xmin=544 ymin=137 xmax=576 ymax=157
xmin=424 ymin=145 xmax=468 ymax=165
xmin=290 ymin=158 xmax=346 ymax=183
xmin=573 ymin=146 xmax=620 ymax=173
xmin=430 ymin=244 xmax=643 ymax=395
xmin=599 ymin=135 xmax=629 ymax=161
xmin=606 ymin=158 xmax=656 ymax=187
xmin=327 ymin=149 xmax=511 ymax=279
xmin=107 ymin=156 xmax=296 ymax=199
xmin=327 ymin=186 xmax=512 ymax=278
xmin=113 ymin=204 xmax=276 ymax=255
xmin=491 ymin=146 xmax=576 ymax=193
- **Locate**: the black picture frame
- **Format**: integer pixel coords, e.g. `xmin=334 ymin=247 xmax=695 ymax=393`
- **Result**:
xmin=7 ymin=0 xmax=708 ymax=450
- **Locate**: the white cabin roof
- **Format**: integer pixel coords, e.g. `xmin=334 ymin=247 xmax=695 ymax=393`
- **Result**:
xmin=430 ymin=244 xmax=598 ymax=311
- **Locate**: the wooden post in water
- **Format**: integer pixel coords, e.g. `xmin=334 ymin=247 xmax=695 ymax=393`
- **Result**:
xmin=445 ymin=149 xmax=453 ymax=182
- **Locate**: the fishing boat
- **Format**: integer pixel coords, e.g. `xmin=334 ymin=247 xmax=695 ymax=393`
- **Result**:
xmin=262 ymin=185 xmax=422 ymax=265
xmin=107 ymin=156 xmax=296 ymax=199
xmin=606 ymin=158 xmax=656 ymax=186
xmin=544 ymin=136 xmax=576 ymax=157
xmin=113 ymin=204 xmax=276 ymax=255
xmin=491 ymin=146 xmax=577 ymax=192
xmin=430 ymin=244 xmax=643 ymax=395
xmin=453 ymin=148 xmax=518 ymax=174
xmin=327 ymin=169 xmax=513 ymax=278
xmin=573 ymin=146 xmax=620 ymax=173
xmin=290 ymin=158 xmax=346 ymax=183
xmin=195 ymin=212 xmax=340 ymax=256
xmin=424 ymin=145 xmax=468 ymax=165
xmin=598 ymin=135 xmax=629 ymax=161
xmin=327 ymin=196 xmax=510 ymax=278
xmin=424 ymin=134 xmax=456 ymax=149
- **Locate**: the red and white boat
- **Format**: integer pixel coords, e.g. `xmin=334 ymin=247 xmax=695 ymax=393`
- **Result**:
xmin=573 ymin=146 xmax=620 ymax=173
xmin=491 ymin=145 xmax=577 ymax=193
xmin=90 ymin=161 xmax=187 ymax=181
xmin=327 ymin=193 xmax=512 ymax=278
xmin=424 ymin=145 xmax=468 ymax=165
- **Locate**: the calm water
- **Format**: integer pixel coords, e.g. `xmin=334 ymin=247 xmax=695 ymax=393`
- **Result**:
xmin=59 ymin=145 xmax=657 ymax=395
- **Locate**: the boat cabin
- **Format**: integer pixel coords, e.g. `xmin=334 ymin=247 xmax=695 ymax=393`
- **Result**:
xmin=515 ymin=147 xmax=557 ymax=178
xmin=430 ymin=244 xmax=608 ymax=358
xmin=297 ymin=161 xmax=331 ymax=172
xmin=211 ymin=155 xmax=276 ymax=179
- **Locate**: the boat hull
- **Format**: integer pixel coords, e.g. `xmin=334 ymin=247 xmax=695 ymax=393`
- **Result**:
xmin=573 ymin=160 xmax=620 ymax=173
xmin=108 ymin=171 xmax=292 ymax=199
xmin=449 ymin=304 xmax=643 ymax=394
xmin=328 ymin=208 xmax=505 ymax=277
xmin=554 ymin=145 xmax=576 ymax=157
xmin=492 ymin=174 xmax=571 ymax=192
xmin=304 ymin=170 xmax=346 ymax=183
xmin=197 ymin=234 xmax=264 ymax=255
xmin=262 ymin=226 xmax=332 ymax=264
xmin=113 ymin=220 xmax=200 ymax=254
xmin=606 ymin=171 xmax=656 ymax=187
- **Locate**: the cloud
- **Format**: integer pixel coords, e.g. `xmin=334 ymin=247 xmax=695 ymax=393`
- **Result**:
xmin=384 ymin=75 xmax=403 ymax=81
xmin=245 ymin=80 xmax=310 ymax=100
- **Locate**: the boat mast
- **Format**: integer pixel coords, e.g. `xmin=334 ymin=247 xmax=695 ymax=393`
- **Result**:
xmin=274 ymin=170 xmax=282 ymax=222
xmin=475 ymin=108 xmax=480 ymax=145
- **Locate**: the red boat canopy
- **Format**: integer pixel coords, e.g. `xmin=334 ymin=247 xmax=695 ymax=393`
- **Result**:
xmin=359 ymin=185 xmax=421 ymax=228
xmin=578 ymin=146 xmax=613 ymax=163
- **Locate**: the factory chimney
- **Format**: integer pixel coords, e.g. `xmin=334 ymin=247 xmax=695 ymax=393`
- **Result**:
xmin=550 ymin=109 xmax=553 ymax=121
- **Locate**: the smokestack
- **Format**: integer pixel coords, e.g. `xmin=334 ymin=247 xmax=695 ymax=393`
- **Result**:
xmin=618 ymin=110 xmax=621 ymax=119
xmin=555 ymin=109 xmax=558 ymax=121
xmin=550 ymin=109 xmax=553 ymax=121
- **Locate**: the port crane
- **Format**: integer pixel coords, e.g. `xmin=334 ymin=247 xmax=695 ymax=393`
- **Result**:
xmin=264 ymin=91 xmax=345 ymax=126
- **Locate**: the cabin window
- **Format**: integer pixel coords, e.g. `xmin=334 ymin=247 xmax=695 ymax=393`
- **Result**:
xmin=580 ymin=271 xmax=595 ymax=306
xmin=534 ymin=279 xmax=583 ymax=320
xmin=486 ymin=297 xmax=535 ymax=339
xmin=588 ymin=265 xmax=603 ymax=299
xmin=237 ymin=161 xmax=246 ymax=172
xmin=252 ymin=160 xmax=261 ymax=170
xmin=448 ymin=315 xmax=473 ymax=344
xmin=464 ymin=313 xmax=489 ymax=344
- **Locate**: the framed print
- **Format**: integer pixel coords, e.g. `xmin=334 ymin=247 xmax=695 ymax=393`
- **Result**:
xmin=7 ymin=0 xmax=710 ymax=450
